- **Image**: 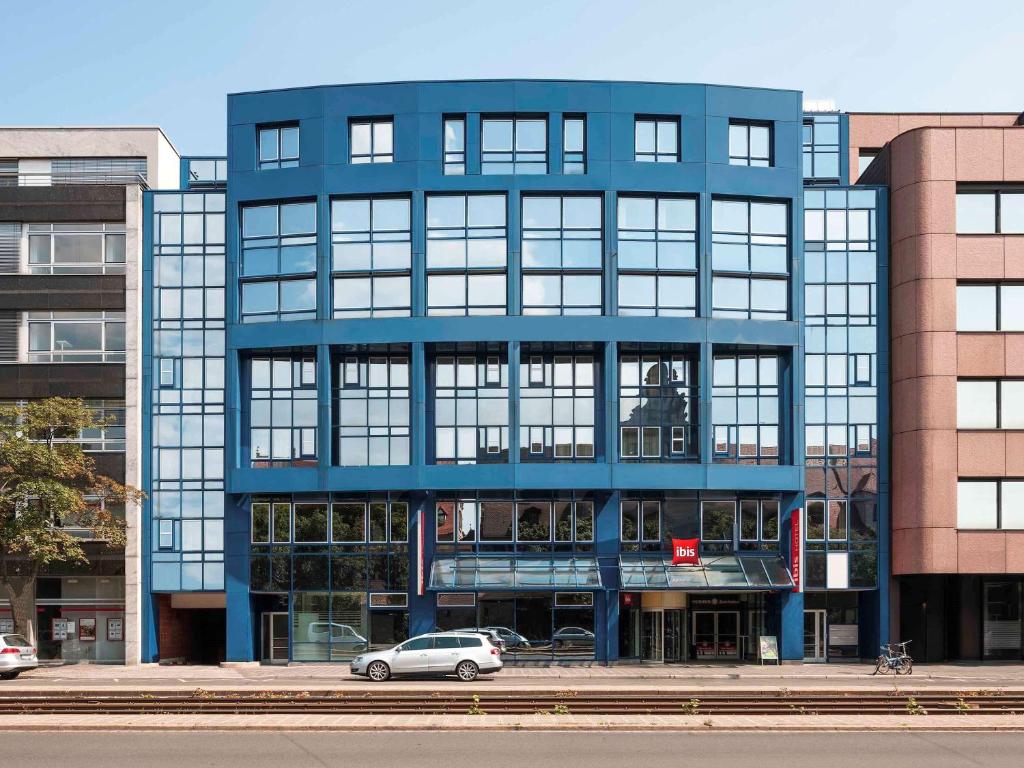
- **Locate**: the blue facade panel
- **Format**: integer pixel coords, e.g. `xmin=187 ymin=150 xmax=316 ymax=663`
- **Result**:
xmin=140 ymin=80 xmax=884 ymax=666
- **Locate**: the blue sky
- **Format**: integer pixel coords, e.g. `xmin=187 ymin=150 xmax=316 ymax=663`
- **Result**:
xmin=2 ymin=0 xmax=1020 ymax=154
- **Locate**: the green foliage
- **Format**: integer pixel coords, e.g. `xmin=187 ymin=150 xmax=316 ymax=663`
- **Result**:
xmin=906 ymin=697 xmax=928 ymax=715
xmin=681 ymin=698 xmax=700 ymax=715
xmin=468 ymin=694 xmax=486 ymax=715
xmin=0 ymin=399 xmax=142 ymax=637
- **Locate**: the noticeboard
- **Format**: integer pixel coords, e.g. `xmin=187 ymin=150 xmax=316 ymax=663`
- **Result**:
xmin=759 ymin=635 xmax=780 ymax=664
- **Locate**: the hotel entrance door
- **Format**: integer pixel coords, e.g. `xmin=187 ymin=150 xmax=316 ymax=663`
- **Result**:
xmin=692 ymin=610 xmax=740 ymax=660
xmin=641 ymin=608 xmax=685 ymax=663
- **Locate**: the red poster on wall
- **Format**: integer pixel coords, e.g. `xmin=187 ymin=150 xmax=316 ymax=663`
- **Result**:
xmin=670 ymin=538 xmax=700 ymax=566
xmin=791 ymin=508 xmax=802 ymax=593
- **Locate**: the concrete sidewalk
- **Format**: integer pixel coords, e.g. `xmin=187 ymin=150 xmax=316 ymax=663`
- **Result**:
xmin=4 ymin=661 xmax=1024 ymax=694
xmin=1 ymin=712 xmax=1023 ymax=732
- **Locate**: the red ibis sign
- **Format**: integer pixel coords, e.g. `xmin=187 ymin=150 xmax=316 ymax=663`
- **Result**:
xmin=671 ymin=538 xmax=700 ymax=566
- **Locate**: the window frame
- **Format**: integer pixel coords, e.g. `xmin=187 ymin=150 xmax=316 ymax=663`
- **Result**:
xmin=520 ymin=193 xmax=604 ymax=316
xmin=956 ymin=186 xmax=1024 ymax=235
xmin=257 ymin=123 xmax=300 ymax=170
xmin=349 ymin=117 xmax=395 ymax=164
xmin=634 ymin=115 xmax=680 ymax=163
xmin=442 ymin=115 xmax=466 ymax=175
xmin=330 ymin=195 xmax=412 ymax=318
xmin=481 ymin=114 xmax=548 ymax=175
xmin=562 ymin=114 xmax=587 ymax=174
xmin=957 ymin=479 xmax=1024 ymax=530
xmin=728 ymin=120 xmax=773 ymax=167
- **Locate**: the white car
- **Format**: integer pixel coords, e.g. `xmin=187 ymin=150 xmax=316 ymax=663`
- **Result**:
xmin=0 ymin=634 xmax=37 ymax=680
xmin=306 ymin=622 xmax=368 ymax=651
xmin=350 ymin=631 xmax=503 ymax=682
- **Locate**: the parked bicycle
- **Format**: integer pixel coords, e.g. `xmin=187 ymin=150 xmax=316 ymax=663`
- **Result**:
xmin=873 ymin=640 xmax=913 ymax=675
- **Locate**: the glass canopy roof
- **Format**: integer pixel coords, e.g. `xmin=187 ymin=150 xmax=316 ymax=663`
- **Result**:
xmin=618 ymin=554 xmax=794 ymax=591
xmin=429 ymin=556 xmax=602 ymax=591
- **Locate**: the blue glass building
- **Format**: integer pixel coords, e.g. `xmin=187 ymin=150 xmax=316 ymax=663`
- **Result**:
xmin=139 ymin=81 xmax=886 ymax=664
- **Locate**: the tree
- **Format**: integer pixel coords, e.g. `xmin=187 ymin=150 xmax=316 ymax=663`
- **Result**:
xmin=0 ymin=398 xmax=141 ymax=646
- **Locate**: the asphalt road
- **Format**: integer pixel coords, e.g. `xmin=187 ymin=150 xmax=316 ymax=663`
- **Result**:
xmin=3 ymin=732 xmax=1023 ymax=767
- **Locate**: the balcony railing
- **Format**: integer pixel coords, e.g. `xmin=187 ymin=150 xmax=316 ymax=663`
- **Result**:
xmin=0 ymin=171 xmax=149 ymax=189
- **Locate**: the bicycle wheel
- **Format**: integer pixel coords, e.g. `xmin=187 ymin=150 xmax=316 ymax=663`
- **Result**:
xmin=897 ymin=657 xmax=913 ymax=675
xmin=874 ymin=656 xmax=889 ymax=675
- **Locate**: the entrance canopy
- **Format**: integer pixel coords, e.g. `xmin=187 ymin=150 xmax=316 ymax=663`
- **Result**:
xmin=619 ymin=554 xmax=794 ymax=591
xmin=429 ymin=555 xmax=602 ymax=591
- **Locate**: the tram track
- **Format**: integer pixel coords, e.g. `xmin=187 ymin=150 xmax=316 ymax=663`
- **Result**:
xmin=1 ymin=689 xmax=1022 ymax=716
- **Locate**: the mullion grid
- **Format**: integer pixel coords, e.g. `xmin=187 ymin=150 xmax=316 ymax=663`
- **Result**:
xmin=433 ymin=351 xmax=509 ymax=464
xmin=426 ymin=193 xmax=507 ymax=316
xmin=711 ymin=198 xmax=789 ymax=320
xmin=331 ymin=196 xmax=411 ymax=318
xmin=349 ymin=118 xmax=393 ymax=164
xmin=240 ymin=202 xmax=317 ymax=322
xmin=617 ymin=195 xmax=697 ymax=316
xmin=249 ymin=355 xmax=318 ymax=468
xmin=521 ymin=195 xmax=603 ymax=316
xmin=803 ymin=190 xmax=879 ymax=464
xmin=519 ymin=347 xmax=596 ymax=463
xmin=711 ymin=353 xmax=780 ymax=465
xmin=442 ymin=115 xmax=466 ymax=175
xmin=728 ymin=121 xmax=772 ymax=167
xmin=562 ymin=115 xmax=586 ymax=174
xmin=618 ymin=349 xmax=698 ymax=462
xmin=481 ymin=116 xmax=547 ymax=175
xmin=257 ymin=124 xmax=299 ymax=170
xmin=336 ymin=352 xmax=411 ymax=466
xmin=634 ymin=117 xmax=679 ymax=163
xmin=434 ymin=492 xmax=595 ymax=552
xmin=149 ymin=192 xmax=227 ymax=591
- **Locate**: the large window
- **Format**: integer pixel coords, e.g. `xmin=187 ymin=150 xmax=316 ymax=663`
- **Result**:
xmin=252 ymin=499 xmax=409 ymax=545
xmin=728 ymin=121 xmax=772 ymax=167
xmin=481 ymin=116 xmax=546 ymax=174
xmin=433 ymin=351 xmax=508 ymax=464
xmin=711 ymin=198 xmax=788 ymax=320
xmin=805 ymin=499 xmax=850 ymax=542
xmin=802 ymin=115 xmax=840 ymax=180
xmin=240 ymin=202 xmax=316 ymax=323
xmin=634 ymin=117 xmax=679 ymax=163
xmin=443 ymin=116 xmax=466 ymax=175
xmin=617 ymin=195 xmax=697 ymax=316
xmin=350 ymin=118 xmax=393 ymax=164
xmin=521 ymin=195 xmax=602 ymax=315
xmin=620 ymin=500 xmax=662 ymax=545
xmin=426 ymin=194 xmax=507 ymax=315
xmin=804 ymin=188 xmax=879 ymax=460
xmin=957 ymin=480 xmax=1024 ymax=530
xmin=331 ymin=197 xmax=411 ymax=318
xmin=249 ymin=355 xmax=318 ymax=467
xmin=618 ymin=349 xmax=698 ymax=461
xmin=27 ymin=311 xmax=125 ymax=362
xmin=3 ymin=398 xmax=126 ymax=451
xmin=519 ymin=347 xmax=596 ymax=462
xmin=336 ymin=353 xmax=410 ymax=466
xmin=258 ymin=124 xmax=299 ymax=170
xmin=957 ymin=284 xmax=1024 ymax=331
xmin=435 ymin=495 xmax=594 ymax=547
xmin=150 ymin=191 xmax=227 ymax=593
xmin=957 ymin=380 xmax=1024 ymax=429
xmin=26 ymin=223 xmax=125 ymax=274
xmin=563 ymin=115 xmax=586 ymax=174
xmin=956 ymin=188 xmax=1024 ymax=234
xmin=712 ymin=353 xmax=781 ymax=464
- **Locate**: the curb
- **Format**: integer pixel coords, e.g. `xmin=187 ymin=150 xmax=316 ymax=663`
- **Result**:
xmin=2 ymin=723 xmax=1024 ymax=733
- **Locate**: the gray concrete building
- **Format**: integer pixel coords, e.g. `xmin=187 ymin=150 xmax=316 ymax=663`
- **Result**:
xmin=0 ymin=128 xmax=179 ymax=664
